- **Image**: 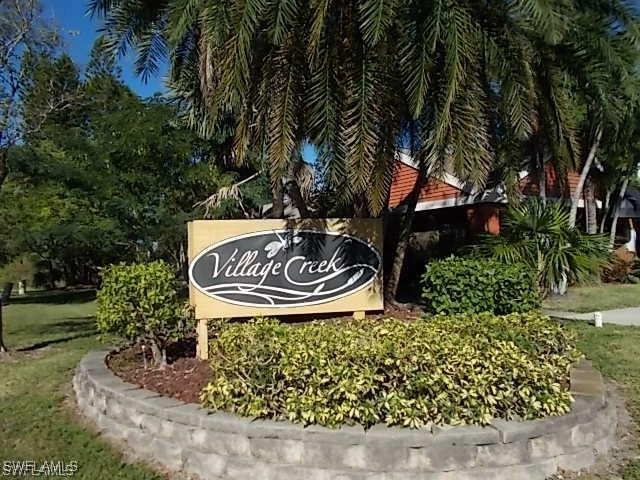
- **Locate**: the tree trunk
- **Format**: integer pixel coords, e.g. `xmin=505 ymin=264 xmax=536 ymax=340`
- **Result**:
xmin=149 ymin=341 xmax=166 ymax=369
xmin=0 ymin=305 xmax=7 ymax=353
xmin=0 ymin=149 xmax=8 ymax=189
xmin=569 ymin=127 xmax=602 ymax=228
xmin=584 ymin=178 xmax=597 ymax=234
xmin=286 ymin=180 xmax=309 ymax=217
xmin=271 ymin=180 xmax=284 ymax=218
xmin=384 ymin=169 xmax=427 ymax=303
xmin=0 ymin=283 xmax=14 ymax=353
xmin=46 ymin=259 xmax=55 ymax=289
xmin=0 ymin=152 xmax=8 ymax=320
xmin=609 ymin=178 xmax=629 ymax=249
xmin=538 ymin=155 xmax=546 ymax=203
xmin=599 ymin=189 xmax=612 ymax=233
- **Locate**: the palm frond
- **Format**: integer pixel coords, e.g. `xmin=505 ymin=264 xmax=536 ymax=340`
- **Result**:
xmin=338 ymin=54 xmax=380 ymax=200
xmin=195 ymin=172 xmax=260 ymax=217
xmin=269 ymin=0 xmax=301 ymax=45
xmin=359 ymin=0 xmax=397 ymax=46
xmin=267 ymin=43 xmax=301 ymax=189
xmin=220 ymin=0 xmax=269 ymax=106
xmin=398 ymin=1 xmax=437 ymax=118
xmin=94 ymin=0 xmax=640 ymax=221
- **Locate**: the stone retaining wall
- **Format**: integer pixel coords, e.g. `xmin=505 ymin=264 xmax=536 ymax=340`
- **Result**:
xmin=73 ymin=350 xmax=617 ymax=480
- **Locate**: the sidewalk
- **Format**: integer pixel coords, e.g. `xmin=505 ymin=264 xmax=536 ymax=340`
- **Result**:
xmin=544 ymin=307 xmax=640 ymax=326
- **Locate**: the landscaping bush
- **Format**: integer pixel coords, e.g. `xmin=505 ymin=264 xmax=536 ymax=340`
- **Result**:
xmin=420 ymin=257 xmax=540 ymax=315
xmin=200 ymin=312 xmax=578 ymax=428
xmin=96 ymin=261 xmax=191 ymax=367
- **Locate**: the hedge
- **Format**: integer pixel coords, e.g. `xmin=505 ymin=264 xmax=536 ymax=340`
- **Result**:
xmin=200 ymin=313 xmax=579 ymax=428
xmin=421 ymin=257 xmax=541 ymax=315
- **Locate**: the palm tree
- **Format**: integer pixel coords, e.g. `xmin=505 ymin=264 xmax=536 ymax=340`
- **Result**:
xmin=90 ymin=0 xmax=639 ymax=300
xmin=474 ymin=199 xmax=610 ymax=296
xmin=598 ymin=106 xmax=640 ymax=247
xmin=504 ymin=1 xmax=639 ymax=231
xmin=562 ymin=2 xmax=640 ymax=229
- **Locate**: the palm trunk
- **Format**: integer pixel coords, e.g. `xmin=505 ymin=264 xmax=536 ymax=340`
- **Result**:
xmin=271 ymin=180 xmax=284 ymax=218
xmin=569 ymin=127 xmax=602 ymax=228
xmin=353 ymin=193 xmax=369 ymax=217
xmin=599 ymin=189 xmax=612 ymax=233
xmin=385 ymin=169 xmax=426 ymax=303
xmin=286 ymin=180 xmax=309 ymax=217
xmin=609 ymin=178 xmax=629 ymax=249
xmin=538 ymin=154 xmax=546 ymax=203
xmin=584 ymin=178 xmax=597 ymax=234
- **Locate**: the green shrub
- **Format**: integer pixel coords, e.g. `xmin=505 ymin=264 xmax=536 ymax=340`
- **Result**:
xmin=200 ymin=312 xmax=578 ymax=428
xmin=420 ymin=257 xmax=540 ymax=315
xmin=96 ymin=261 xmax=191 ymax=367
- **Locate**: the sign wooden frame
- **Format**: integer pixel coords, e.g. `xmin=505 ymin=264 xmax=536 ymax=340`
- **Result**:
xmin=188 ymin=218 xmax=383 ymax=359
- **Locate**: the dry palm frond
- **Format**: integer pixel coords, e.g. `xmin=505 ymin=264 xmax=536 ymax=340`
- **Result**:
xmin=290 ymin=158 xmax=314 ymax=200
xmin=194 ymin=171 xmax=259 ymax=217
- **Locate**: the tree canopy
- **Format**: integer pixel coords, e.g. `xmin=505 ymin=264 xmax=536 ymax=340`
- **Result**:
xmin=0 ymin=50 xmax=270 ymax=286
xmin=0 ymin=0 xmax=59 ymax=187
xmin=91 ymin=0 xmax=640 ymax=215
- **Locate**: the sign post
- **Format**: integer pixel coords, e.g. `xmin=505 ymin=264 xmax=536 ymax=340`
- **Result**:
xmin=188 ymin=218 xmax=383 ymax=360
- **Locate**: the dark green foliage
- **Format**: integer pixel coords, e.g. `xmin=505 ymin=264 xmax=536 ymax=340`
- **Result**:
xmin=420 ymin=257 xmax=540 ymax=315
xmin=201 ymin=313 xmax=578 ymax=428
xmin=493 ymin=265 xmax=543 ymax=315
xmin=0 ymin=50 xmax=270 ymax=286
xmin=86 ymin=35 xmax=123 ymax=80
xmin=96 ymin=261 xmax=191 ymax=366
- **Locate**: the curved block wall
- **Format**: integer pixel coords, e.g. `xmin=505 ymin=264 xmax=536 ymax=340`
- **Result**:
xmin=74 ymin=351 xmax=616 ymax=480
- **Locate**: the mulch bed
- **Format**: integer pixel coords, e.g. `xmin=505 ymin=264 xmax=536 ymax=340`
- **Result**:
xmin=107 ymin=338 xmax=210 ymax=404
xmin=107 ymin=305 xmax=425 ymax=404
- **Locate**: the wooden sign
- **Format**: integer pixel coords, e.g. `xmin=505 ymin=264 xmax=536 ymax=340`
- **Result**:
xmin=188 ymin=219 xmax=383 ymax=359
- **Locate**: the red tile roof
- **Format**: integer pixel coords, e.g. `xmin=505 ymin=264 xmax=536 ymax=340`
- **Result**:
xmin=519 ymin=163 xmax=580 ymax=198
xmin=389 ymin=162 xmax=462 ymax=208
xmin=388 ymin=158 xmax=581 ymax=209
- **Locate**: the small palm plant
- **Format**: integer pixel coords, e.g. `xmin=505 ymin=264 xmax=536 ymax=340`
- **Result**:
xmin=474 ymin=199 xmax=610 ymax=296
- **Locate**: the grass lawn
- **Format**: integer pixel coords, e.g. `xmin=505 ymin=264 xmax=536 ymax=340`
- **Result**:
xmin=544 ymin=284 xmax=640 ymax=313
xmin=563 ymin=320 xmax=640 ymax=479
xmin=0 ymin=291 xmax=162 ymax=479
xmin=3 ymin=291 xmax=640 ymax=479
